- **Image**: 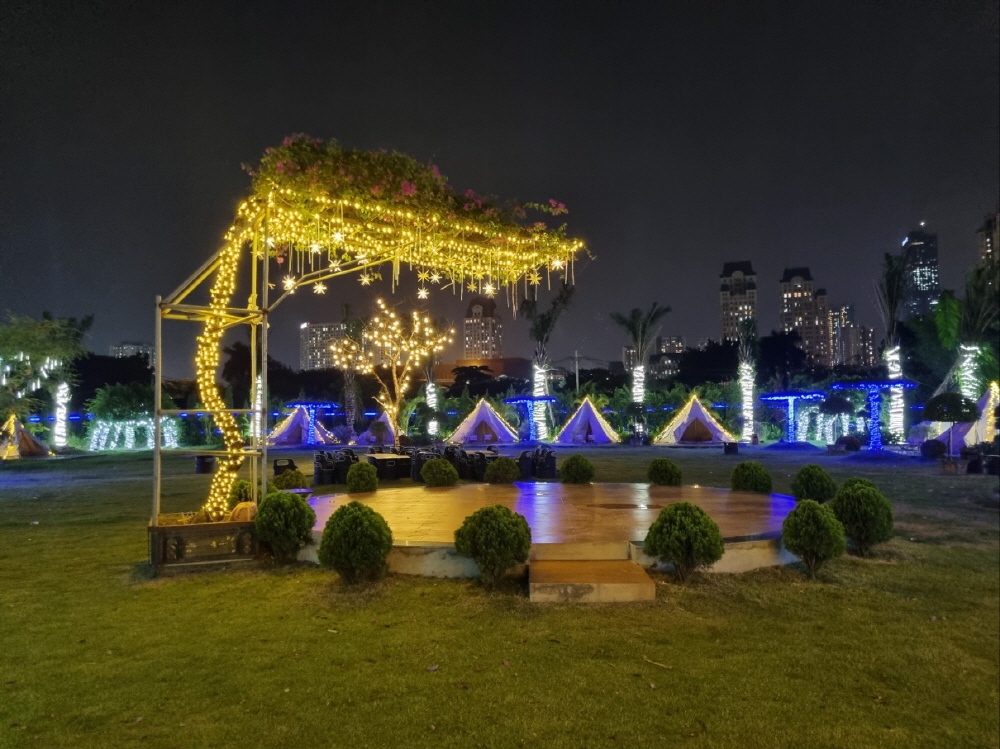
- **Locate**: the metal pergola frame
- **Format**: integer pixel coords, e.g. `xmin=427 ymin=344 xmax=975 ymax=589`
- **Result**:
xmin=151 ymin=240 xmax=271 ymax=524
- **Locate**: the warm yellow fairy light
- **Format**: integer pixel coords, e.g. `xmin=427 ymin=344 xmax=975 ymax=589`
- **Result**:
xmin=191 ymin=136 xmax=585 ymax=518
xmin=417 ymin=287 xmax=429 ymax=299
xmin=313 ymin=282 xmax=327 ymax=294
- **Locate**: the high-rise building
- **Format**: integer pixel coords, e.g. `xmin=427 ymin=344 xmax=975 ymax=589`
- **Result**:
xmin=656 ymin=335 xmax=684 ymax=354
xmin=463 ymin=296 xmax=502 ymax=359
xmin=828 ymin=305 xmax=876 ymax=368
xmin=110 ymin=342 xmax=154 ymax=368
xmin=622 ymin=346 xmax=637 ymax=372
xmin=299 ymin=321 xmax=346 ymax=371
xmin=977 ymin=210 xmax=999 ymax=267
xmin=779 ymin=267 xmax=832 ymax=366
xmin=719 ymin=261 xmax=757 ymax=341
xmin=901 ymin=229 xmax=940 ymax=317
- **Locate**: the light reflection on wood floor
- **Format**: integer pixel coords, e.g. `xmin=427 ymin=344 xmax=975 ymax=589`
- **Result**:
xmin=310 ymin=483 xmax=795 ymax=544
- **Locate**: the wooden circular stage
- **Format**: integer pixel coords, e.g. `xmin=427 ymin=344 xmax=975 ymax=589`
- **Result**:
xmin=310 ymin=483 xmax=795 ymax=545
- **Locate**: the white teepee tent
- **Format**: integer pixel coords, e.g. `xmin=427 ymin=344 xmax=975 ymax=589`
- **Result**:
xmin=268 ymin=406 xmax=339 ymax=446
xmin=935 ymin=382 xmax=999 ymax=453
xmin=654 ymin=395 xmax=735 ymax=445
xmin=1 ymin=414 xmax=52 ymax=460
xmin=448 ymin=399 xmax=518 ymax=445
xmin=554 ymin=397 xmax=619 ymax=444
xmin=356 ymin=411 xmax=396 ymax=446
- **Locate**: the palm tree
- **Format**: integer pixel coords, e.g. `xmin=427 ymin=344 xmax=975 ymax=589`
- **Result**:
xmin=520 ymin=282 xmax=575 ymax=439
xmin=935 ymin=262 xmax=1000 ymax=399
xmin=735 ymin=318 xmax=758 ymax=441
xmin=339 ymin=304 xmax=364 ymax=440
xmin=874 ymin=252 xmax=909 ymax=437
xmin=609 ymin=302 xmax=671 ymax=404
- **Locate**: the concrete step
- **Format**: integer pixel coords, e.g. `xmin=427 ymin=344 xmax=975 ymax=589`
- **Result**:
xmin=529 ymin=542 xmax=631 ymax=562
xmin=529 ymin=560 xmax=655 ymax=603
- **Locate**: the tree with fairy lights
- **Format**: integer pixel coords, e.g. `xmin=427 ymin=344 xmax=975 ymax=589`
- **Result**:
xmin=735 ymin=318 xmax=758 ymax=442
xmin=875 ymin=252 xmax=909 ymax=440
xmin=934 ymin=261 xmax=999 ymax=401
xmin=610 ymin=302 xmax=671 ymax=441
xmin=521 ymin=282 xmax=575 ymax=441
xmin=339 ymin=303 xmax=365 ymax=440
xmin=330 ymin=299 xmax=452 ymax=448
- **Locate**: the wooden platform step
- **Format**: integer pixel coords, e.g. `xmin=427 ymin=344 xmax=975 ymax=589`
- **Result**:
xmin=529 ymin=541 xmax=631 ymax=562
xmin=528 ymin=560 xmax=655 ymax=603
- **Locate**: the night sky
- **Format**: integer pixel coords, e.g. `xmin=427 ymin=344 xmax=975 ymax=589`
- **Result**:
xmin=2 ymin=1 xmax=998 ymax=377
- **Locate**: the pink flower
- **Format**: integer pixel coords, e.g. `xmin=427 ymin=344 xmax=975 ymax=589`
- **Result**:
xmin=276 ymin=162 xmax=286 ymax=173
xmin=401 ymin=180 xmax=416 ymax=196
xmin=430 ymin=164 xmax=441 ymax=179
xmin=513 ymin=204 xmax=526 ymax=218
xmin=548 ymin=199 xmax=568 ymax=215
xmin=282 ymin=136 xmax=293 ymax=146
xmin=533 ymin=221 xmax=547 ymax=231
xmin=370 ymin=184 xmax=383 ymax=196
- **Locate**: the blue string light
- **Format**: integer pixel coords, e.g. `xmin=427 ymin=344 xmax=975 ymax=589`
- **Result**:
xmin=758 ymin=391 xmax=824 ymax=442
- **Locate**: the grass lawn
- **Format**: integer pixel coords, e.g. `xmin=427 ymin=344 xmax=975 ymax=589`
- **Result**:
xmin=1 ymin=448 xmax=997 ymax=748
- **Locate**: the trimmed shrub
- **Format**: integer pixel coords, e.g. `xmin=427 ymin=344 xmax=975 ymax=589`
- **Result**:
xmin=730 ymin=460 xmax=772 ymax=493
xmin=272 ymin=468 xmax=310 ymax=491
xmin=421 ymin=457 xmax=460 ymax=487
xmin=836 ymin=434 xmax=862 ymax=452
xmin=782 ymin=499 xmax=846 ymax=578
xmin=318 ymin=501 xmax=393 ymax=583
xmin=454 ymin=505 xmax=532 ymax=587
xmin=920 ymin=439 xmax=947 ymax=460
xmin=484 ymin=457 xmax=520 ymax=484
xmin=559 ymin=454 xmax=594 ymax=483
xmin=648 ymin=458 xmax=682 ymax=486
xmin=254 ymin=491 xmax=316 ymax=563
xmin=644 ymin=502 xmax=725 ymax=582
xmin=346 ymin=462 xmax=378 ymax=493
xmin=790 ymin=464 xmax=837 ymax=503
xmin=830 ymin=482 xmax=893 ymax=556
xmin=228 ymin=479 xmax=254 ymax=509
xmin=839 ymin=476 xmax=879 ymax=494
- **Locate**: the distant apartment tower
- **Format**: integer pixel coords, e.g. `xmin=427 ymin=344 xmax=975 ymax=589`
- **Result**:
xmin=901 ymin=229 xmax=940 ymax=317
xmin=110 ymin=342 xmax=154 ymax=368
xmin=299 ymin=321 xmax=346 ymax=371
xmin=828 ymin=306 xmax=876 ymax=368
xmin=622 ymin=346 xmax=638 ymax=372
xmin=977 ymin=210 xmax=998 ymax=267
xmin=719 ymin=261 xmax=757 ymax=341
xmin=779 ymin=267 xmax=831 ymax=366
xmin=463 ymin=296 xmax=502 ymax=359
xmin=650 ymin=336 xmax=684 ymax=380
xmin=656 ymin=335 xmax=684 ymax=355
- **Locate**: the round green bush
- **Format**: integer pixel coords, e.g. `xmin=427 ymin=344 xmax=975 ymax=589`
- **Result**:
xmin=346 ymin=462 xmax=378 ymax=493
xmin=228 ymin=478 xmax=254 ymax=508
xmin=484 ymin=456 xmax=520 ymax=484
xmin=730 ymin=460 xmax=772 ymax=493
xmin=421 ymin=457 xmax=460 ymax=486
xmin=254 ymin=491 xmax=316 ymax=563
xmin=454 ymin=505 xmax=532 ymax=587
xmin=782 ymin=499 xmax=846 ymax=578
xmin=839 ymin=476 xmax=879 ymax=494
xmin=559 ymin=454 xmax=594 ymax=483
xmin=643 ymin=502 xmax=725 ymax=582
xmin=318 ymin=501 xmax=393 ymax=583
xmin=830 ymin=482 xmax=893 ymax=556
xmin=790 ymin=464 xmax=837 ymax=503
xmin=920 ymin=439 xmax=947 ymax=460
xmin=647 ymin=458 xmax=682 ymax=486
xmin=272 ymin=468 xmax=310 ymax=491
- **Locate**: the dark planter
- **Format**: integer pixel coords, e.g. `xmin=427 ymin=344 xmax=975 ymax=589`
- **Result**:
xmin=149 ymin=518 xmax=257 ymax=570
xmin=724 ymin=442 xmax=739 ymax=455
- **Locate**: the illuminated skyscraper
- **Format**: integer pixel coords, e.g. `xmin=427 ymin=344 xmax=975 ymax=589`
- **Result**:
xmin=828 ymin=305 xmax=876 ymax=368
xmin=110 ymin=342 xmax=154 ymax=368
xmin=463 ymin=296 xmax=502 ymax=359
xmin=977 ymin=210 xmax=998 ymax=267
xmin=779 ymin=267 xmax=832 ymax=367
xmin=719 ymin=261 xmax=757 ymax=341
xmin=299 ymin=321 xmax=346 ymax=370
xmin=901 ymin=229 xmax=940 ymax=318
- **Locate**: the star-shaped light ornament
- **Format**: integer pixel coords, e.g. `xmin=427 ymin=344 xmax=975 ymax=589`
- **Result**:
xmin=282 ymin=276 xmax=296 ymax=291
xmin=483 ymin=283 xmax=496 ymax=297
xmin=329 ymin=260 xmax=341 ymax=271
xmin=467 ymin=281 xmax=478 ymax=292
xmin=551 ymin=259 xmax=565 ymax=270
xmin=310 ymin=243 xmax=321 ymax=254
xmin=417 ymin=270 xmax=430 ymax=282
xmin=359 ymin=273 xmax=373 ymax=286
xmin=429 ymin=272 xmax=442 ymax=284
xmin=417 ymin=287 xmax=429 ymax=300
xmin=526 ymin=271 xmax=541 ymax=285
xmin=332 ymin=231 xmax=344 ymax=243
xmin=313 ymin=282 xmax=327 ymax=295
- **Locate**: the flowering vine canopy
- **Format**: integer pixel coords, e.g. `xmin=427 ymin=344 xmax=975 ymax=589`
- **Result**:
xmin=192 ymin=136 xmax=586 ymax=520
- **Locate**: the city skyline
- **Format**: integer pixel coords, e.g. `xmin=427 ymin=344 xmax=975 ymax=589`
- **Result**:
xmin=2 ymin=3 xmax=997 ymax=377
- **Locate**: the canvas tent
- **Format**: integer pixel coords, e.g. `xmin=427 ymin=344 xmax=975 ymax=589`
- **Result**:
xmin=654 ymin=395 xmax=735 ymax=445
xmin=268 ymin=406 xmax=339 ymax=446
xmin=449 ymin=399 xmax=518 ymax=445
xmin=356 ymin=411 xmax=396 ymax=446
xmin=554 ymin=397 xmax=619 ymax=444
xmin=1 ymin=414 xmax=52 ymax=460
xmin=934 ymin=382 xmax=999 ymax=453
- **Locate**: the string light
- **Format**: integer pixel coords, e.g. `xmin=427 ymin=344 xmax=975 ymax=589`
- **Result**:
xmin=832 ymin=380 xmax=916 ymax=451
xmin=425 ymin=381 xmax=439 ymax=437
xmin=758 ymin=391 xmax=824 ymax=443
xmin=738 ymin=361 xmax=754 ymax=441
xmin=958 ymin=344 xmax=980 ymax=401
xmin=53 ymin=382 xmax=70 ymax=448
xmin=89 ymin=417 xmax=179 ymax=450
xmin=884 ymin=345 xmax=905 ymax=439
xmin=532 ymin=364 xmax=549 ymax=441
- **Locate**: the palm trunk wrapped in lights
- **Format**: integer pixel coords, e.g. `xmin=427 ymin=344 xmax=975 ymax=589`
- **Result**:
xmin=738 ymin=361 xmax=755 ymax=441
xmin=885 ymin=345 xmax=905 ymax=438
xmin=958 ymin=344 xmax=980 ymax=401
xmin=425 ymin=381 xmax=439 ymax=437
xmin=53 ymin=382 xmax=69 ymax=448
xmin=532 ymin=364 xmax=550 ymax=441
